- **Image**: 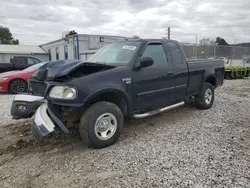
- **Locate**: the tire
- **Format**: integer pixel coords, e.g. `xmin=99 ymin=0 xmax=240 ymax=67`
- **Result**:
xmin=195 ymin=82 xmax=214 ymax=110
xmin=79 ymin=101 xmax=124 ymax=148
xmin=231 ymin=71 xmax=236 ymax=79
xmin=9 ymin=79 xmax=27 ymax=94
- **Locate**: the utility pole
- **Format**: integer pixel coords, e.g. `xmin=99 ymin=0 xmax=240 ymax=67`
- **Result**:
xmin=195 ymin=34 xmax=198 ymax=59
xmin=167 ymin=27 xmax=170 ymax=40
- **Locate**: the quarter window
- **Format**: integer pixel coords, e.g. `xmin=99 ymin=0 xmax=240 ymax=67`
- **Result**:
xmin=166 ymin=42 xmax=184 ymax=64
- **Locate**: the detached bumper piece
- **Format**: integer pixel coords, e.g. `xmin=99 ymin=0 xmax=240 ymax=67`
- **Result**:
xmin=31 ymin=103 xmax=70 ymax=141
xmin=10 ymin=94 xmax=44 ymax=119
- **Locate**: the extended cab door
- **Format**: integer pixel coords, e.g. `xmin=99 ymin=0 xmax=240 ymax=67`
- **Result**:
xmin=131 ymin=42 xmax=175 ymax=112
xmin=164 ymin=42 xmax=188 ymax=102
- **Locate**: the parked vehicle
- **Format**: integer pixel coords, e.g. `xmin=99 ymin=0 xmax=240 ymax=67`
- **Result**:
xmin=0 ymin=55 xmax=41 ymax=73
xmin=30 ymin=39 xmax=224 ymax=148
xmin=10 ymin=94 xmax=44 ymax=119
xmin=0 ymin=62 xmax=46 ymax=94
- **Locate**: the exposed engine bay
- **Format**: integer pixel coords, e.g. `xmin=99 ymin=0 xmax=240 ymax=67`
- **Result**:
xmin=30 ymin=60 xmax=115 ymax=96
xmin=11 ymin=60 xmax=116 ymax=119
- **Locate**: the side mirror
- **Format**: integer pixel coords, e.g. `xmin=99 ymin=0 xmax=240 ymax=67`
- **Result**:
xmin=138 ymin=56 xmax=154 ymax=69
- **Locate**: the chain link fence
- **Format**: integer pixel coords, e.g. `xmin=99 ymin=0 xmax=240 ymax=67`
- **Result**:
xmin=180 ymin=43 xmax=250 ymax=67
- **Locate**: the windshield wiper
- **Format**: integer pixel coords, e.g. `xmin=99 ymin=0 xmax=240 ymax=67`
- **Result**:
xmin=85 ymin=61 xmax=106 ymax=65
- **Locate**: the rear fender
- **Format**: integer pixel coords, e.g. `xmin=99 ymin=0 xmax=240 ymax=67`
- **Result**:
xmin=203 ymin=74 xmax=217 ymax=87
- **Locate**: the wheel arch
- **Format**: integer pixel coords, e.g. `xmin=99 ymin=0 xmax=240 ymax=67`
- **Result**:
xmin=8 ymin=78 xmax=28 ymax=93
xmin=83 ymin=88 xmax=131 ymax=117
xmin=204 ymin=74 xmax=217 ymax=87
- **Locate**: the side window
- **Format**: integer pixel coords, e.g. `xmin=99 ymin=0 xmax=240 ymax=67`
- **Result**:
xmin=56 ymin=47 xmax=59 ymax=60
xmin=166 ymin=42 xmax=184 ymax=65
xmin=64 ymin=45 xmax=68 ymax=59
xmin=33 ymin=58 xmax=41 ymax=64
xmin=48 ymin=49 xmax=51 ymax=61
xmin=141 ymin=44 xmax=167 ymax=67
xmin=27 ymin=58 xmax=36 ymax=65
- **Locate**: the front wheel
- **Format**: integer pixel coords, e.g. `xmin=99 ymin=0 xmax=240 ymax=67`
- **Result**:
xmin=195 ymin=82 xmax=214 ymax=109
xmin=79 ymin=101 xmax=124 ymax=148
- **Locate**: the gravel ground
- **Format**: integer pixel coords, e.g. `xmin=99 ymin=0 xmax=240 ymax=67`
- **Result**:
xmin=0 ymin=79 xmax=250 ymax=188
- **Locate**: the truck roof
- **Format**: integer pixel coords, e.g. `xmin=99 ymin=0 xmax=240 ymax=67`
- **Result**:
xmin=123 ymin=38 xmax=178 ymax=43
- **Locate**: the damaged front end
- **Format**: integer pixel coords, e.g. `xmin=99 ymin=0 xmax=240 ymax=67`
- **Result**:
xmin=30 ymin=59 xmax=116 ymax=140
xmin=31 ymin=102 xmax=83 ymax=140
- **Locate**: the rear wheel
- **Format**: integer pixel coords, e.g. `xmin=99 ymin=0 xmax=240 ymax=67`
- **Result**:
xmin=79 ymin=101 xmax=124 ymax=148
xmin=9 ymin=79 xmax=27 ymax=94
xmin=195 ymin=82 xmax=214 ymax=109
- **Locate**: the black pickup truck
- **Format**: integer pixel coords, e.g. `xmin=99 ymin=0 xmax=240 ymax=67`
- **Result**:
xmin=30 ymin=39 xmax=224 ymax=148
xmin=0 ymin=56 xmax=41 ymax=73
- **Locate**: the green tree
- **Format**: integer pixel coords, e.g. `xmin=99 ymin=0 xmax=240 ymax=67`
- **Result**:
xmin=215 ymin=37 xmax=228 ymax=46
xmin=0 ymin=26 xmax=19 ymax=44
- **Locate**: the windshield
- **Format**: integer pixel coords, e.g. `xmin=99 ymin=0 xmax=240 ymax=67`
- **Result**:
xmin=22 ymin=62 xmax=46 ymax=72
xmin=88 ymin=41 xmax=141 ymax=65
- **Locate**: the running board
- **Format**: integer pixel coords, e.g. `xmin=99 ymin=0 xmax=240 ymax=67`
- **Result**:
xmin=133 ymin=101 xmax=185 ymax=118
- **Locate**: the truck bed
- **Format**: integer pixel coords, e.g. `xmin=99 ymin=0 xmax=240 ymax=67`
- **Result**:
xmin=187 ymin=60 xmax=224 ymax=96
xmin=0 ymin=63 xmax=14 ymax=73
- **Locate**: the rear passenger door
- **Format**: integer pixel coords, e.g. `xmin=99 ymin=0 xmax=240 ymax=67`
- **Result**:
xmin=132 ymin=43 xmax=175 ymax=112
xmin=165 ymin=42 xmax=188 ymax=102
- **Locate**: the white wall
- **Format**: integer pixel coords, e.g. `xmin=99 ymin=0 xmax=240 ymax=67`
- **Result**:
xmin=34 ymin=54 xmax=50 ymax=62
xmin=41 ymin=39 xmax=69 ymax=61
xmin=41 ymin=34 xmax=128 ymax=61
xmin=80 ymin=35 xmax=127 ymax=50
xmin=80 ymin=50 xmax=97 ymax=61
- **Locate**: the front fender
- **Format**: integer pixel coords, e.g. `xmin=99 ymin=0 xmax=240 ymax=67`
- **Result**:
xmin=83 ymin=87 xmax=132 ymax=115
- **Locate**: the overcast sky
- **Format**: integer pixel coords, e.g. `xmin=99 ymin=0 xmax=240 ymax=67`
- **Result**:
xmin=1 ymin=0 xmax=250 ymax=45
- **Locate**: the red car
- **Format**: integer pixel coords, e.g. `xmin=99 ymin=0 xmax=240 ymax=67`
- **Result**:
xmin=0 ymin=62 xmax=46 ymax=94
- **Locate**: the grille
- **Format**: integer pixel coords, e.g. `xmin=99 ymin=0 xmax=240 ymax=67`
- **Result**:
xmin=29 ymin=80 xmax=47 ymax=96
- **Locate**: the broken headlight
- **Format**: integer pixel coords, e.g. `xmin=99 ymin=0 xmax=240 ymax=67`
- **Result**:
xmin=49 ymin=86 xmax=76 ymax=100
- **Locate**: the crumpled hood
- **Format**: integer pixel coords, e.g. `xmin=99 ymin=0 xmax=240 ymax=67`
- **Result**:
xmin=32 ymin=59 xmax=115 ymax=81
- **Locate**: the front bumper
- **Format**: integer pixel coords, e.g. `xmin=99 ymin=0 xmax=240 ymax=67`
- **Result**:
xmin=31 ymin=103 xmax=70 ymax=140
xmin=31 ymin=103 xmax=56 ymax=140
xmin=10 ymin=94 xmax=44 ymax=119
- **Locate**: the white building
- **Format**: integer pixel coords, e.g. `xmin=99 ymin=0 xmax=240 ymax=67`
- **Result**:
xmin=0 ymin=44 xmax=49 ymax=63
xmin=40 ymin=34 xmax=128 ymax=61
